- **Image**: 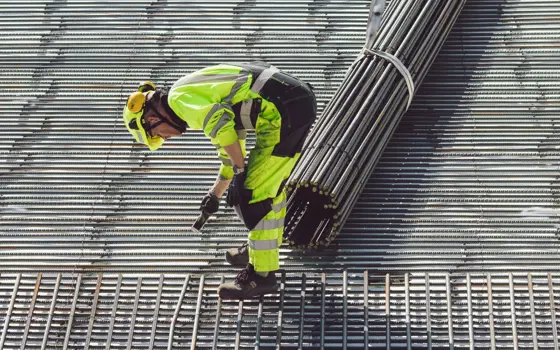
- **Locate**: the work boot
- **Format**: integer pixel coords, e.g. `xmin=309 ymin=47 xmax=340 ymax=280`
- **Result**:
xmin=225 ymin=242 xmax=249 ymax=267
xmin=218 ymin=264 xmax=278 ymax=300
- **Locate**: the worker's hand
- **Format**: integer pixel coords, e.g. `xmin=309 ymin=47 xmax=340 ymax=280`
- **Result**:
xmin=225 ymin=171 xmax=246 ymax=207
xmin=200 ymin=192 xmax=220 ymax=214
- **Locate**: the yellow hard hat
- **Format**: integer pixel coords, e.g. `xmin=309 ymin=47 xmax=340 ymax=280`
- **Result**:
xmin=122 ymin=82 xmax=165 ymax=151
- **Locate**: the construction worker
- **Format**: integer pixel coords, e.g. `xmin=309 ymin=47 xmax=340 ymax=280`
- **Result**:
xmin=122 ymin=61 xmax=316 ymax=299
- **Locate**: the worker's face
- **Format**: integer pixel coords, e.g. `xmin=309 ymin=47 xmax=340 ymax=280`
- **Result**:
xmin=143 ymin=114 xmax=181 ymax=140
xmin=142 ymin=91 xmax=183 ymax=140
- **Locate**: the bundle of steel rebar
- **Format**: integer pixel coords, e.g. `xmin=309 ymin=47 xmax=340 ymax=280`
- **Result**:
xmin=284 ymin=0 xmax=466 ymax=248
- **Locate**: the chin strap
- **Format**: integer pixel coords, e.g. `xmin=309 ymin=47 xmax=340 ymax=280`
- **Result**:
xmin=143 ymin=113 xmax=185 ymax=136
xmin=165 ymin=109 xmax=187 ymax=133
xmin=166 ymin=118 xmax=187 ymax=133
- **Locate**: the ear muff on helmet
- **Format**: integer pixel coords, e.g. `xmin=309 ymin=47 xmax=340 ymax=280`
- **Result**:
xmin=127 ymin=91 xmax=146 ymax=113
xmin=126 ymin=81 xmax=157 ymax=113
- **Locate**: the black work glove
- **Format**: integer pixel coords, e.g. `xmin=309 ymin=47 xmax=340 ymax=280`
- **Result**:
xmin=226 ymin=171 xmax=246 ymax=207
xmin=200 ymin=192 xmax=220 ymax=214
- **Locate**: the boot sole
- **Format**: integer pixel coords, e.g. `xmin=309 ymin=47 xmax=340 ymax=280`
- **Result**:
xmin=219 ymin=284 xmax=279 ymax=300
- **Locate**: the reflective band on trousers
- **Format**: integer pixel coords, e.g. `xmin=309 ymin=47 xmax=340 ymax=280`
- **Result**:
xmin=272 ymin=199 xmax=286 ymax=212
xmin=249 ymin=239 xmax=279 ymax=251
xmin=253 ymin=217 xmax=285 ymax=231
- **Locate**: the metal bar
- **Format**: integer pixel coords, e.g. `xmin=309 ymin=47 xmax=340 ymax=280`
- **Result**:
xmin=0 ymin=274 xmax=21 ymax=349
xmin=299 ymin=273 xmax=307 ymax=350
xmin=63 ymin=274 xmax=82 ymax=350
xmin=487 ymin=274 xmax=496 ymax=350
xmin=425 ymin=273 xmax=432 ymax=350
xmin=192 ymin=275 xmax=205 ymax=350
xmin=509 ymin=273 xmax=518 ymax=350
xmin=467 ymin=274 xmax=474 ymax=350
xmin=276 ymin=272 xmax=286 ymax=350
xmin=20 ymin=273 xmax=42 ymax=350
xmin=365 ymin=0 xmax=386 ymax=50
xmin=235 ymin=300 xmax=244 ymax=350
xmin=321 ymin=272 xmax=326 ymax=350
xmin=127 ymin=277 xmax=143 ymax=350
xmin=106 ymin=274 xmax=123 ymax=350
xmin=255 ymin=296 xmax=264 ymax=350
xmin=548 ymin=273 xmax=558 ymax=349
xmin=364 ymin=271 xmax=369 ymax=350
xmin=212 ymin=277 xmax=225 ymax=350
xmin=527 ymin=274 xmax=538 ymax=350
xmin=41 ymin=273 xmax=62 ymax=350
xmin=85 ymin=273 xmax=103 ymax=350
xmin=343 ymin=270 xmax=348 ymax=350
xmin=405 ymin=273 xmax=411 ymax=350
xmin=385 ymin=273 xmax=390 ymax=350
xmin=168 ymin=275 xmax=190 ymax=350
xmin=446 ymin=274 xmax=454 ymax=350
xmin=150 ymin=275 xmax=164 ymax=350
